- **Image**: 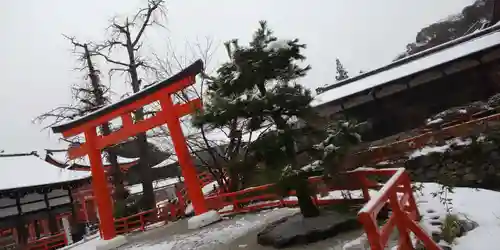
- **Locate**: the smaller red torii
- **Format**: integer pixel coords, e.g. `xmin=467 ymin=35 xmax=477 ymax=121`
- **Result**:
xmin=51 ymin=60 xmax=208 ymax=240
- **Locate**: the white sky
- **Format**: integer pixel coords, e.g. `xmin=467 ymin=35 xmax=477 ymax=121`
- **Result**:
xmin=0 ymin=0 xmax=474 ymax=153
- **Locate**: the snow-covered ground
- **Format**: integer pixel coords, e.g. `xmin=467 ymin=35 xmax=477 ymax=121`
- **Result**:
xmin=61 ymin=181 xmax=500 ymax=250
xmin=341 ymin=182 xmax=500 ymax=250
xmin=415 ymin=183 xmax=500 ymax=250
xmin=59 ymin=233 xmax=101 ymax=250
xmin=120 ymin=207 xmax=299 ymax=250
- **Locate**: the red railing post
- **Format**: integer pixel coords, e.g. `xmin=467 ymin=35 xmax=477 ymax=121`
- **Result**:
xmin=170 ymin=202 xmax=177 ymax=219
xmin=176 ymin=188 xmax=185 ymax=209
xmin=123 ymin=219 xmax=128 ymax=234
xmin=355 ymin=171 xmax=371 ymax=202
xmin=12 ymin=228 xmax=17 ymax=245
xmin=389 ymin=193 xmax=414 ymax=250
xmin=63 ymin=232 xmax=68 ymax=247
xmin=358 ymin=213 xmax=383 ymax=250
xmin=357 ymin=168 xmax=442 ymax=250
xmin=402 ymin=173 xmax=420 ymax=219
xmin=140 ymin=213 xmax=145 ymax=231
xmin=232 ymin=195 xmax=239 ymax=213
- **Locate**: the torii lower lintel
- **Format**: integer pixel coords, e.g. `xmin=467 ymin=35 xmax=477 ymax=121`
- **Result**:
xmin=51 ymin=60 xmax=208 ymax=240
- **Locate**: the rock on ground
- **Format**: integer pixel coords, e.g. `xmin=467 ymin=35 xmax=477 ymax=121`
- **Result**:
xmin=257 ymin=211 xmax=360 ymax=249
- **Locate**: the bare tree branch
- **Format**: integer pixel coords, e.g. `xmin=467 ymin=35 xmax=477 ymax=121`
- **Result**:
xmin=132 ymin=0 xmax=166 ymax=47
xmin=93 ymin=50 xmax=129 ymax=67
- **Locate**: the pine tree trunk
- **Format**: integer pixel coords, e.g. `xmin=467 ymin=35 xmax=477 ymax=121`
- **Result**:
xmin=228 ymin=169 xmax=240 ymax=192
xmin=136 ymin=132 xmax=155 ymax=209
xmin=295 ymin=177 xmax=320 ymax=218
xmin=105 ymin=148 xmax=127 ymax=216
xmin=256 ymin=84 xmax=321 ymax=218
xmin=126 ymin=41 xmax=156 ymax=209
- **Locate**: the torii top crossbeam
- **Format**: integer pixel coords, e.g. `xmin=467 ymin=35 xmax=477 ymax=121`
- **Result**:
xmin=52 ymin=60 xmax=203 ymax=152
xmin=51 ymin=60 xmax=207 ymax=240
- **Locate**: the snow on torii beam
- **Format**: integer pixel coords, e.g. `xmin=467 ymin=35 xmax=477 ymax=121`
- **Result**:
xmin=51 ymin=60 xmax=207 ymax=240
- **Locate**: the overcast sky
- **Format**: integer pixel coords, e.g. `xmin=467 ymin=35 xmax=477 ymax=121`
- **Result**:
xmin=0 ymin=0 xmax=474 ymax=153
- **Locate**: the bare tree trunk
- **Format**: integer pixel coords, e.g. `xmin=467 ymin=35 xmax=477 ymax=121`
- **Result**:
xmin=128 ymin=52 xmax=155 ymax=210
xmin=80 ymin=44 xmax=128 ymax=215
xmin=94 ymin=0 xmax=168 ymax=209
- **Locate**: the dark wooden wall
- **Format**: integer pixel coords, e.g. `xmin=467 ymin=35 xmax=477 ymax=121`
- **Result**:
xmin=339 ymin=63 xmax=500 ymax=141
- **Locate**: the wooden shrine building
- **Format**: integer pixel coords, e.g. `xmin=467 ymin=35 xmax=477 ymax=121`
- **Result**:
xmin=43 ymin=150 xmax=143 ymax=229
xmin=313 ymin=23 xmax=500 ymax=141
xmin=0 ymin=153 xmax=90 ymax=248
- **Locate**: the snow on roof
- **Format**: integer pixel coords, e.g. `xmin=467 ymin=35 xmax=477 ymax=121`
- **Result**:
xmin=152 ymin=157 xmax=178 ymax=168
xmin=126 ymin=177 xmax=183 ymax=195
xmin=48 ymin=151 xmax=139 ymax=166
xmin=312 ymin=24 xmax=500 ymax=108
xmin=0 ymin=155 xmax=90 ymax=191
xmin=148 ymin=137 xmax=172 ymax=152
xmin=76 ymin=155 xmax=139 ymax=166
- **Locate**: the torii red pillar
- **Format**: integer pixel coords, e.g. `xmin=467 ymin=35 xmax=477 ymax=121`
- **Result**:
xmin=51 ymin=60 xmax=208 ymax=240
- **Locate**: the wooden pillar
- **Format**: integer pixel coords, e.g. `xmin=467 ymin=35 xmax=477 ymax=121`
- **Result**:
xmin=161 ymin=95 xmax=207 ymax=215
xmin=14 ymin=194 xmax=28 ymax=245
xmin=41 ymin=219 xmax=50 ymax=236
xmin=492 ymin=0 xmax=500 ymax=25
xmin=85 ymin=128 xmax=116 ymax=240
xmin=67 ymin=188 xmax=77 ymax=223
xmin=43 ymin=193 xmax=58 ymax=234
xmin=28 ymin=222 xmax=35 ymax=241
xmin=82 ymin=197 xmax=89 ymax=223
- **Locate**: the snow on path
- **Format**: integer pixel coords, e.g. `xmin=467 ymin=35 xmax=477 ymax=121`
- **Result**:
xmin=120 ymin=207 xmax=299 ymax=250
xmin=59 ymin=234 xmax=101 ymax=250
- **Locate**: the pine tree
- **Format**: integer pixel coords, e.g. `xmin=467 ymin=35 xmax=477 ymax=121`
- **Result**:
xmin=311 ymin=119 xmax=363 ymax=172
xmin=335 ymin=58 xmax=349 ymax=81
xmin=194 ymin=21 xmax=321 ymax=217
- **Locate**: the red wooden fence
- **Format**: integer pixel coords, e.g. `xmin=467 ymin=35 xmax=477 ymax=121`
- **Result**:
xmin=204 ymin=173 xmax=381 ymax=215
xmin=26 ymin=233 xmax=67 ymax=250
xmin=357 ymin=168 xmax=441 ymax=250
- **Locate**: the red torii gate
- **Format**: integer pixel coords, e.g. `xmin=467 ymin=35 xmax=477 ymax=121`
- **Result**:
xmin=51 ymin=60 xmax=208 ymax=240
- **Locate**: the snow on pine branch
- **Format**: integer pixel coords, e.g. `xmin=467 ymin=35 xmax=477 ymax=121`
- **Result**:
xmin=264 ymin=39 xmax=292 ymax=51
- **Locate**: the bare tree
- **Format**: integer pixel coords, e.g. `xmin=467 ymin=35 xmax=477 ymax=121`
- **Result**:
xmin=94 ymin=0 xmax=167 ymax=209
xmin=152 ymin=37 xmax=229 ymax=190
xmin=152 ymin=38 xmax=266 ymax=192
xmin=34 ymin=37 xmax=128 ymax=216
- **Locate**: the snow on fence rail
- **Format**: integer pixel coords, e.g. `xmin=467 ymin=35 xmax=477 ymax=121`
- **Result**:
xmin=357 ymin=168 xmax=441 ymax=250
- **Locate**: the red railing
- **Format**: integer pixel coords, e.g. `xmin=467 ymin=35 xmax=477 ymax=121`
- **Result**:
xmin=0 ymin=228 xmax=17 ymax=249
xmin=357 ymin=168 xmax=441 ymax=250
xmin=114 ymin=201 xmax=183 ymax=234
xmin=26 ymin=233 xmax=67 ymax=250
xmin=364 ymin=110 xmax=500 ymax=164
xmin=204 ymin=172 xmax=380 ymax=215
xmin=197 ymin=171 xmax=215 ymax=187
xmin=200 ymin=168 xmax=440 ymax=249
